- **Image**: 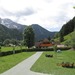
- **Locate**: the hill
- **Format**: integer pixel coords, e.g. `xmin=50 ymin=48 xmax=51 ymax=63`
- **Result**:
xmin=59 ymin=17 xmax=75 ymax=36
xmin=62 ymin=31 xmax=75 ymax=44
xmin=0 ymin=24 xmax=23 ymax=42
xmin=31 ymin=24 xmax=56 ymax=41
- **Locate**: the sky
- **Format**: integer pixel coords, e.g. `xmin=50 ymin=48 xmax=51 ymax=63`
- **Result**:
xmin=0 ymin=0 xmax=75 ymax=31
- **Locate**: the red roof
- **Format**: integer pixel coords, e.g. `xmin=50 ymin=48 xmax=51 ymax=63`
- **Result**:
xmin=40 ymin=43 xmax=53 ymax=47
xmin=35 ymin=38 xmax=53 ymax=48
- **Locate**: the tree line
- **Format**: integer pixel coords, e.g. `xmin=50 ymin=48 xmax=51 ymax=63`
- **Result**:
xmin=0 ymin=24 xmax=23 ymax=43
xmin=0 ymin=25 xmax=34 ymax=48
xmin=60 ymin=17 xmax=75 ymax=36
xmin=54 ymin=16 xmax=75 ymax=49
xmin=55 ymin=17 xmax=75 ymax=42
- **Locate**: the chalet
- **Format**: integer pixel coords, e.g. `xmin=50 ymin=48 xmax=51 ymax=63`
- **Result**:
xmin=35 ymin=39 xmax=53 ymax=48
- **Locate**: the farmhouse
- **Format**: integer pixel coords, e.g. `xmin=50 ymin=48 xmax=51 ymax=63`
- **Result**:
xmin=35 ymin=39 xmax=53 ymax=48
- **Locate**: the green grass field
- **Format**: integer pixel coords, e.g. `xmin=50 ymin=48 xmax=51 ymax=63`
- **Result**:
xmin=0 ymin=52 xmax=35 ymax=73
xmin=31 ymin=50 xmax=75 ymax=75
xmin=1 ymin=46 xmax=27 ymax=52
xmin=62 ymin=31 xmax=75 ymax=44
xmin=54 ymin=31 xmax=75 ymax=45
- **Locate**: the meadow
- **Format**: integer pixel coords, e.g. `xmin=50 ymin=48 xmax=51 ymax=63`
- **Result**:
xmin=31 ymin=50 xmax=75 ymax=75
xmin=0 ymin=51 xmax=35 ymax=73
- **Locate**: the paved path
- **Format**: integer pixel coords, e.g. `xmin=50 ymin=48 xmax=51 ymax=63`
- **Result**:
xmin=0 ymin=52 xmax=51 ymax=75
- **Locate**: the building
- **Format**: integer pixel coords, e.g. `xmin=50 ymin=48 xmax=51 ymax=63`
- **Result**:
xmin=35 ymin=39 xmax=53 ymax=48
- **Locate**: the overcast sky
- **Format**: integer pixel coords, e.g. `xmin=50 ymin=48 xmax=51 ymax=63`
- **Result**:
xmin=0 ymin=0 xmax=75 ymax=31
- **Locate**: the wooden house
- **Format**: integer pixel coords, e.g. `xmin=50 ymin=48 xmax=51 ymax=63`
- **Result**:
xmin=35 ymin=39 xmax=53 ymax=48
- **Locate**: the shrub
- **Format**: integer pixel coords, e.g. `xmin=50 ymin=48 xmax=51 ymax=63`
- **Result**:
xmin=61 ymin=62 xmax=74 ymax=68
xmin=53 ymin=45 xmax=57 ymax=52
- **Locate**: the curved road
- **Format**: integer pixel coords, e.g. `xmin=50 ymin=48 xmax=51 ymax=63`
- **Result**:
xmin=0 ymin=52 xmax=51 ymax=75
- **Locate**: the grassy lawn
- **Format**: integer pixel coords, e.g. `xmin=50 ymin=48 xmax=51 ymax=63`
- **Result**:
xmin=0 ymin=52 xmax=35 ymax=73
xmin=1 ymin=46 xmax=27 ymax=52
xmin=31 ymin=50 xmax=75 ymax=75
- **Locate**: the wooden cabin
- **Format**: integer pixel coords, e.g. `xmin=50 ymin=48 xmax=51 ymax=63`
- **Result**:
xmin=35 ymin=39 xmax=53 ymax=48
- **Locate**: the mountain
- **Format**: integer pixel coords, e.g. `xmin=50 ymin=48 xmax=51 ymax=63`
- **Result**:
xmin=0 ymin=18 xmax=56 ymax=41
xmin=0 ymin=24 xmax=23 ymax=42
xmin=31 ymin=24 xmax=56 ymax=41
xmin=1 ymin=18 xmax=27 ymax=32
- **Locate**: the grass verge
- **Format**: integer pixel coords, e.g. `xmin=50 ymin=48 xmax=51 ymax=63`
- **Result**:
xmin=31 ymin=50 xmax=75 ymax=75
xmin=0 ymin=52 xmax=35 ymax=73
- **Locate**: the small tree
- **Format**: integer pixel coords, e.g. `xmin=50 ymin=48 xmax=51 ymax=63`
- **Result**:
xmin=3 ymin=39 xmax=10 ymax=46
xmin=48 ymin=36 xmax=51 ymax=41
xmin=53 ymin=45 xmax=57 ymax=52
xmin=11 ymin=39 xmax=19 ymax=46
xmin=53 ymin=45 xmax=57 ymax=58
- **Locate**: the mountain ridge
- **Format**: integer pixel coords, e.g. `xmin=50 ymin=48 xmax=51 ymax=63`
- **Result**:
xmin=31 ymin=24 xmax=56 ymax=41
xmin=0 ymin=18 xmax=56 ymax=41
xmin=0 ymin=18 xmax=26 ymax=32
xmin=59 ymin=17 xmax=75 ymax=36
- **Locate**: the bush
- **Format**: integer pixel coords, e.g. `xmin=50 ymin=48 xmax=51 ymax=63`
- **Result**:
xmin=57 ymin=47 xmax=71 ymax=50
xmin=1 ymin=50 xmax=22 ymax=56
xmin=61 ymin=62 xmax=74 ymax=68
xmin=0 ymin=47 xmax=71 ymax=56
xmin=22 ymin=48 xmax=54 ymax=52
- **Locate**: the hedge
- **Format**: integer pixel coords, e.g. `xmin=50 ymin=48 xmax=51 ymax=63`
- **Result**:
xmin=0 ymin=47 xmax=71 ymax=56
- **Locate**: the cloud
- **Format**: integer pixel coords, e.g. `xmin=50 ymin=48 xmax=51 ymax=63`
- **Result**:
xmin=15 ymin=7 xmax=37 ymax=17
xmin=44 ymin=0 xmax=53 ymax=3
xmin=0 ymin=7 xmax=37 ymax=23
xmin=0 ymin=7 xmax=36 ymax=16
xmin=0 ymin=0 xmax=75 ymax=31
xmin=0 ymin=8 xmax=14 ymax=16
